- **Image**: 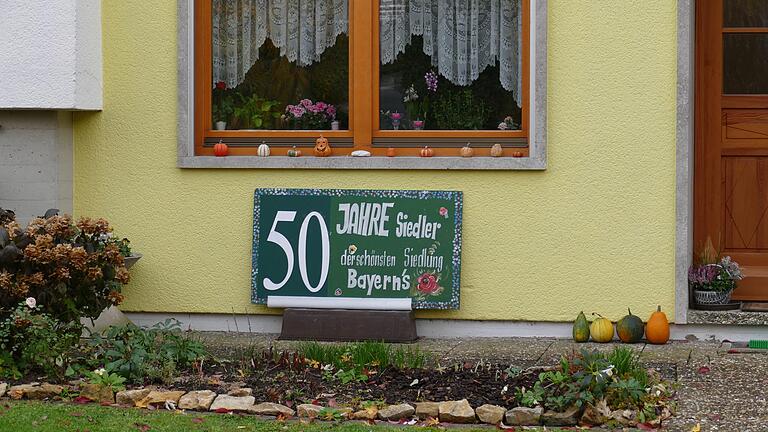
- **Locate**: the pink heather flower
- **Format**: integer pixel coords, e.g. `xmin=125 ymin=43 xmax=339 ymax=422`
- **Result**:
xmin=307 ymin=104 xmax=323 ymax=114
xmin=390 ymin=112 xmax=402 ymax=120
xmin=289 ymin=105 xmax=305 ymax=118
xmin=300 ymin=98 xmax=313 ymax=107
xmin=326 ymin=105 xmax=336 ymax=118
xmin=315 ymin=102 xmax=328 ymax=111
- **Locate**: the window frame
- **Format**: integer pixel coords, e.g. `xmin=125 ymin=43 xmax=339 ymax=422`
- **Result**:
xmin=178 ymin=0 xmax=547 ymax=169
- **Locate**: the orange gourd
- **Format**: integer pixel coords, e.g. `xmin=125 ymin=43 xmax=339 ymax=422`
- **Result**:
xmin=213 ymin=141 xmax=228 ymax=157
xmin=460 ymin=144 xmax=474 ymax=158
xmin=420 ymin=146 xmax=434 ymax=157
xmin=386 ymin=147 xmax=396 ymax=157
xmin=314 ymin=136 xmax=332 ymax=157
xmin=646 ymin=306 xmax=670 ymax=344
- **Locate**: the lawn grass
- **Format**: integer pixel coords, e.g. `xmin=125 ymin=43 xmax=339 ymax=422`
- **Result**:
xmin=0 ymin=401 xmax=563 ymax=432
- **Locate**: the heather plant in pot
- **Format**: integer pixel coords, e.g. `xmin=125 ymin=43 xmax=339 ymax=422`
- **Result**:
xmin=688 ymin=238 xmax=744 ymax=305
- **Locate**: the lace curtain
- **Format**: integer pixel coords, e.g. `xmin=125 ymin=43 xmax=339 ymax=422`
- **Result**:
xmin=380 ymin=0 xmax=522 ymax=107
xmin=212 ymin=0 xmax=348 ymax=89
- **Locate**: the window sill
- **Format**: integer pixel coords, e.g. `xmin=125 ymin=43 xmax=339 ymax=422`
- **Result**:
xmin=177 ymin=156 xmax=546 ymax=170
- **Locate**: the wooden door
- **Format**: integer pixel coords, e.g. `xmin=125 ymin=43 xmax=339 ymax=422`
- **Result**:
xmin=696 ymin=0 xmax=768 ymax=301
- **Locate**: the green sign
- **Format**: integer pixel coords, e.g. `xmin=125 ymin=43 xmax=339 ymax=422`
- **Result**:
xmin=252 ymin=188 xmax=462 ymax=309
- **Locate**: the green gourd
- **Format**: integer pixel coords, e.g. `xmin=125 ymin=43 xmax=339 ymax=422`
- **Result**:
xmin=572 ymin=311 xmax=590 ymax=343
xmin=616 ymin=308 xmax=645 ymax=343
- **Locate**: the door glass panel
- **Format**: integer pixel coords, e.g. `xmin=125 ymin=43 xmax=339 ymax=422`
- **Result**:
xmin=211 ymin=0 xmax=349 ymax=131
xmin=723 ymin=34 xmax=768 ymax=94
xmin=724 ymin=0 xmax=768 ymax=27
xmin=378 ymin=0 xmax=523 ymax=131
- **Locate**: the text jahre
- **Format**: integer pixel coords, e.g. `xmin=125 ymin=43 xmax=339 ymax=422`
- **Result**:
xmin=335 ymin=202 xmax=442 ymax=240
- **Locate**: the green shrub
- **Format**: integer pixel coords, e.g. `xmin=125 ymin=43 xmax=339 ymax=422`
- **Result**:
xmin=87 ymin=319 xmax=206 ymax=383
xmin=296 ymin=340 xmax=429 ymax=373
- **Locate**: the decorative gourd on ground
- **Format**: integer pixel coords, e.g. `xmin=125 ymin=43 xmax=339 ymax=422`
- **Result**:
xmin=616 ymin=308 xmax=644 ymax=343
xmin=572 ymin=311 xmax=590 ymax=343
xmin=590 ymin=313 xmax=614 ymax=343
xmin=646 ymin=305 xmax=670 ymax=344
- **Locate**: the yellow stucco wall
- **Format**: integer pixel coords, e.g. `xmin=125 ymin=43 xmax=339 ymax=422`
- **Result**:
xmin=73 ymin=0 xmax=678 ymax=322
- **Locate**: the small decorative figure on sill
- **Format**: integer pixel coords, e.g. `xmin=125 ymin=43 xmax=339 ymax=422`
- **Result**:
xmin=351 ymin=150 xmax=371 ymax=157
xmin=420 ymin=146 xmax=434 ymax=157
xmin=257 ymin=142 xmax=270 ymax=157
xmin=314 ymin=135 xmax=332 ymax=157
xmin=490 ymin=143 xmax=503 ymax=157
xmin=512 ymin=151 xmax=524 ymax=157
xmin=213 ymin=140 xmax=228 ymax=157
xmin=412 ymin=119 xmax=424 ymax=130
xmin=287 ymin=146 xmax=302 ymax=157
xmin=460 ymin=143 xmax=474 ymax=158
xmin=386 ymin=147 xmax=397 ymax=157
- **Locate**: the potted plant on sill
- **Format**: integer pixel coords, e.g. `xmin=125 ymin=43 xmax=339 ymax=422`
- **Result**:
xmin=688 ymin=238 xmax=743 ymax=306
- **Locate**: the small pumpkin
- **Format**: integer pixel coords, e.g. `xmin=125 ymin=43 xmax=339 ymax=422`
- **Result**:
xmin=646 ymin=305 xmax=670 ymax=345
xmin=287 ymin=146 xmax=302 ymax=157
xmin=572 ymin=311 xmax=590 ymax=343
xmin=213 ymin=140 xmax=228 ymax=157
xmin=616 ymin=308 xmax=644 ymax=344
xmin=460 ymin=144 xmax=474 ymax=158
xmin=420 ymin=146 xmax=434 ymax=157
xmin=257 ymin=143 xmax=270 ymax=157
xmin=314 ymin=136 xmax=332 ymax=157
xmin=386 ymin=147 xmax=396 ymax=157
xmin=590 ymin=313 xmax=614 ymax=343
xmin=512 ymin=151 xmax=524 ymax=157
xmin=490 ymin=143 xmax=503 ymax=157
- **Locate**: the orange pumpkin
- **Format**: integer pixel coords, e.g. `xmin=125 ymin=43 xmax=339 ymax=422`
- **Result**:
xmin=646 ymin=306 xmax=670 ymax=344
xmin=213 ymin=141 xmax=228 ymax=157
xmin=420 ymin=146 xmax=434 ymax=157
xmin=512 ymin=151 xmax=524 ymax=157
xmin=314 ymin=136 xmax=332 ymax=157
xmin=386 ymin=147 xmax=396 ymax=157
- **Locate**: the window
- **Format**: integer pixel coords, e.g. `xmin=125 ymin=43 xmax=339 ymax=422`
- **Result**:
xmin=194 ymin=0 xmax=530 ymax=158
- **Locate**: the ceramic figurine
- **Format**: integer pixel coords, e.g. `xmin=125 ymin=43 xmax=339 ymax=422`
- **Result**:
xmin=314 ymin=136 xmax=332 ymax=157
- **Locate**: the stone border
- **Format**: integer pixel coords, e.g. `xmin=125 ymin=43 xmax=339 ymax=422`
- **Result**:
xmin=1 ymin=383 xmax=637 ymax=428
xmin=176 ymin=0 xmax=548 ymax=170
xmin=675 ymin=0 xmax=694 ymax=325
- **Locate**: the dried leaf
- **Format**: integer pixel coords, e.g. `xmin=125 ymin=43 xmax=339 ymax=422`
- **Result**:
xmin=214 ymin=408 xmax=232 ymax=414
xmin=424 ymin=417 xmax=440 ymax=427
xmin=191 ymin=418 xmax=204 ymax=424
xmin=637 ymin=423 xmax=655 ymax=430
xmin=72 ymin=396 xmax=92 ymax=404
xmin=698 ymin=366 xmax=710 ymax=374
xmin=134 ymin=423 xmax=151 ymax=432
xmin=691 ymin=424 xmax=701 ymax=432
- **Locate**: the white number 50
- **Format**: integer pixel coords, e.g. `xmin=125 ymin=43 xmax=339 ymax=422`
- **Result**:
xmin=263 ymin=210 xmax=330 ymax=293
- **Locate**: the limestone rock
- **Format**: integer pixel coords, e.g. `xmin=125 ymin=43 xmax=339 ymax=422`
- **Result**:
xmin=378 ymin=403 xmax=415 ymax=421
xmin=0 ymin=383 xmax=8 ymax=398
xmin=475 ymin=404 xmax=506 ymax=425
xmin=415 ymin=402 xmax=440 ymax=419
xmin=209 ymin=395 xmax=256 ymax=412
xmin=297 ymin=404 xmax=323 ymax=418
xmin=26 ymin=383 xmax=64 ymax=400
xmin=249 ymin=402 xmax=295 ymax=417
xmin=609 ymin=409 xmax=638 ymax=426
xmin=438 ymin=399 xmax=476 ymax=424
xmin=142 ymin=390 xmax=186 ymax=407
xmin=228 ymin=388 xmax=252 ymax=397
xmin=352 ymin=408 xmax=378 ymax=420
xmin=581 ymin=403 xmax=609 ymax=426
xmin=505 ymin=406 xmax=542 ymax=426
xmin=541 ymin=406 xmax=581 ymax=426
xmin=178 ymin=390 xmax=217 ymax=411
xmin=116 ymin=388 xmax=151 ymax=406
xmin=79 ymin=384 xmax=114 ymax=404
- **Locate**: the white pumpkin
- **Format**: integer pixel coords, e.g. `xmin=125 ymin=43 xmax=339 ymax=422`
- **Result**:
xmin=257 ymin=143 xmax=270 ymax=157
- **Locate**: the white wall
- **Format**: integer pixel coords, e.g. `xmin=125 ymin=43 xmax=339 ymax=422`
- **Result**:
xmin=0 ymin=0 xmax=102 ymax=110
xmin=0 ymin=111 xmax=73 ymax=224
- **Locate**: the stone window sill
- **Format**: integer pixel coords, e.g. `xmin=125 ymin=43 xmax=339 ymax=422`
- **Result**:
xmin=177 ymin=156 xmax=546 ymax=170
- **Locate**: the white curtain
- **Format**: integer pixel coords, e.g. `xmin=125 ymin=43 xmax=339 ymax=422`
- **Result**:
xmin=212 ymin=0 xmax=348 ymax=89
xmin=380 ymin=0 xmax=522 ymax=106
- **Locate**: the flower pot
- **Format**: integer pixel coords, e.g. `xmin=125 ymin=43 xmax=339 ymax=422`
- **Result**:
xmin=331 ymin=120 xmax=339 ymax=130
xmin=124 ymin=253 xmax=142 ymax=270
xmin=693 ymin=289 xmax=733 ymax=305
xmin=214 ymin=121 xmax=227 ymax=130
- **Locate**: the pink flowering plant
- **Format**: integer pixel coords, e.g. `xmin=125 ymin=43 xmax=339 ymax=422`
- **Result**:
xmin=285 ymin=98 xmax=337 ymax=130
xmin=688 ymin=239 xmax=743 ymax=292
